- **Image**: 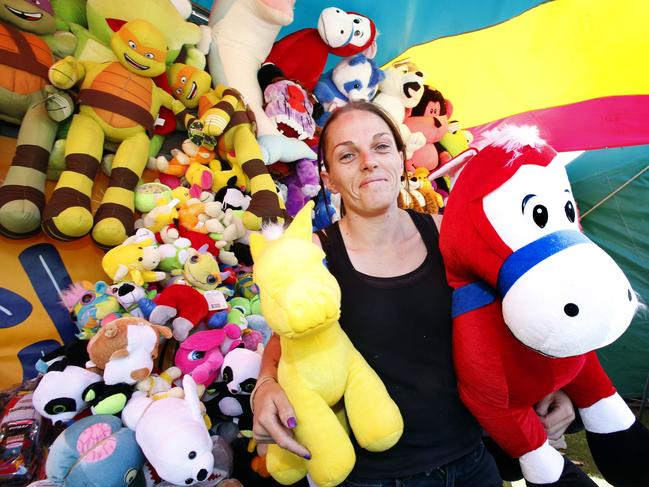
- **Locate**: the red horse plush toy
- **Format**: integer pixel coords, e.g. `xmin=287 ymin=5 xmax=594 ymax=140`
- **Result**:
xmin=440 ymin=125 xmax=649 ymax=486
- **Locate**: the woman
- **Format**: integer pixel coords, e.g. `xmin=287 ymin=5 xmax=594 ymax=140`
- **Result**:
xmin=251 ymin=101 xmax=575 ymax=486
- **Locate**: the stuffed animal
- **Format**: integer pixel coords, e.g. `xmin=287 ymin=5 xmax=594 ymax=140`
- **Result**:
xmin=82 ymin=381 xmax=135 ymax=416
xmin=207 ymin=0 xmax=316 ymax=164
xmin=86 ymin=317 xmax=173 ymax=385
xmin=122 ymin=374 xmax=214 ymax=486
xmin=168 ymin=63 xmax=286 ymax=230
xmin=439 ymin=125 xmax=649 ymax=486
xmin=60 ymin=280 xmax=123 ymax=338
xmin=204 ymin=347 xmax=261 ymax=433
xmin=42 ymin=19 xmax=184 ymax=248
xmin=84 ymin=0 xmax=209 ymax=67
xmin=33 ymin=365 xmax=102 ymax=425
xmin=108 ymin=281 xmax=154 ymax=318
xmin=148 ymin=249 xmax=229 ymax=341
xmin=45 ymin=414 xmax=144 ymax=487
xmin=265 ymin=6 xmax=378 ymax=92
xmin=0 ymin=0 xmax=76 ymax=238
xmin=314 ymin=54 xmax=384 ymax=125
xmin=397 ymin=169 xmax=442 ymax=215
xmin=373 ymin=60 xmax=427 ymax=159
xmin=404 ymin=85 xmax=453 ymax=172
xmin=174 ymin=325 xmax=243 ymax=386
xmin=102 ymin=237 xmax=165 ymax=287
xmin=249 ymin=201 xmax=403 ymax=486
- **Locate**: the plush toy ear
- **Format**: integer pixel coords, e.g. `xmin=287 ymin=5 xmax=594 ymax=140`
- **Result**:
xmin=284 ymin=200 xmax=314 ymax=241
xmin=95 ymin=281 xmax=108 ymax=294
xmin=445 ymin=99 xmax=454 ymax=118
xmin=363 ymin=40 xmax=378 ymax=59
xmin=153 ymin=325 xmax=173 ymax=340
xmin=114 ymin=265 xmax=130 ymax=282
xmin=182 ymin=375 xmax=203 ymax=422
xmin=106 ymin=18 xmax=128 ymax=33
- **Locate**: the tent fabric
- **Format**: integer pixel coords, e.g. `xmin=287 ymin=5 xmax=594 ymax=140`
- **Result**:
xmin=566 ymin=145 xmax=649 ymax=397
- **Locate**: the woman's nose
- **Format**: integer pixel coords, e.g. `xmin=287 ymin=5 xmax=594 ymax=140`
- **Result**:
xmin=359 ymin=151 xmax=378 ymax=170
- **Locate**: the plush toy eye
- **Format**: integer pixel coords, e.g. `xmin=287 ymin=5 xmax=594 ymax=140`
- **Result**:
xmin=181 ymin=76 xmax=187 ymax=83
xmin=128 ymin=40 xmax=136 ymax=49
xmin=53 ymin=404 xmax=67 ymax=413
xmin=564 ymin=200 xmax=576 ymax=223
xmin=354 ymin=30 xmax=361 ymax=36
xmin=188 ymin=451 xmax=197 ymax=459
xmin=190 ymin=255 xmax=199 ymax=263
xmin=206 ymin=275 xmax=217 ymax=284
xmin=189 ymin=350 xmax=205 ymax=361
xmin=353 ymin=18 xmax=360 ymax=23
xmin=144 ymin=52 xmax=154 ymax=59
xmin=175 ymin=88 xmax=183 ymax=94
xmin=532 ymin=204 xmax=548 ymax=228
xmin=222 ymin=366 xmax=232 ymax=383
xmin=124 ymin=468 xmax=138 ymax=485
xmin=138 ymin=257 xmax=143 ymax=262
xmin=81 ymin=293 xmax=94 ymax=304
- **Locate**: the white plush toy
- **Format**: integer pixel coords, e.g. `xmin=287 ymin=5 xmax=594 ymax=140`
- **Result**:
xmin=122 ymin=375 xmax=214 ymax=485
xmin=373 ymin=60 xmax=427 ymax=159
xmin=314 ymin=54 xmax=384 ymax=125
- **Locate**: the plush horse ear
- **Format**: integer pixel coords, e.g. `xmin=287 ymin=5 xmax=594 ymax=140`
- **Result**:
xmin=283 ymin=200 xmax=314 ymax=241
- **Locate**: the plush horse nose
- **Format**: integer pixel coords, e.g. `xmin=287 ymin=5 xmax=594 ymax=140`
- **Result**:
xmin=563 ymin=303 xmax=579 ymax=317
xmin=197 ymin=469 xmax=208 ymax=481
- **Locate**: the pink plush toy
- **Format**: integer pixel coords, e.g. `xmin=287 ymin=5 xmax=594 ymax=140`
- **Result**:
xmin=265 ymin=6 xmax=377 ymax=92
xmin=175 ymin=325 xmax=243 ymax=386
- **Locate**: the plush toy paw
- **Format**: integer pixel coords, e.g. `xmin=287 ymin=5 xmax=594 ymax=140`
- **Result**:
xmin=45 ymin=88 xmax=74 ymax=123
xmin=173 ymin=317 xmax=194 ymax=342
xmin=258 ymin=135 xmax=317 ymax=165
xmin=0 ymin=197 xmax=43 ymax=238
xmin=42 ymin=204 xmax=94 ymax=241
xmin=92 ymin=217 xmax=131 ymax=249
xmin=149 ymin=305 xmax=177 ymax=325
xmin=203 ymin=114 xmax=228 ymax=137
xmin=48 ymin=58 xmax=79 ymax=90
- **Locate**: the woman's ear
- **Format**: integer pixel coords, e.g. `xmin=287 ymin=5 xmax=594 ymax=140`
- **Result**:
xmin=321 ymin=170 xmax=339 ymax=194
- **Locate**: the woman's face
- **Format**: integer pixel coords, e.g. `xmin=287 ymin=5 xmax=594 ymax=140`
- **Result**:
xmin=322 ymin=109 xmax=404 ymax=217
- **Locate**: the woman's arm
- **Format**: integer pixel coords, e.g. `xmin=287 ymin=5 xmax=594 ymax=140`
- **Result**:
xmin=251 ymin=334 xmax=311 ymax=459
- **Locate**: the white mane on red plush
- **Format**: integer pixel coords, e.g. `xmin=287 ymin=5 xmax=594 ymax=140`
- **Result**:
xmin=480 ymin=124 xmax=547 ymax=153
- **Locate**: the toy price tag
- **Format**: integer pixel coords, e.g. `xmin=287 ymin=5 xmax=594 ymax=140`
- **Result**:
xmin=204 ymin=290 xmax=228 ymax=311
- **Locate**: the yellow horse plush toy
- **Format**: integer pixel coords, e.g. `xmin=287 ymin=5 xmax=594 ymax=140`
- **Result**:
xmin=249 ymin=201 xmax=403 ymax=487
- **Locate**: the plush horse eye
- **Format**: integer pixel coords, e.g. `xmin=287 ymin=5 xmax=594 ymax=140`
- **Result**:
xmin=81 ymin=293 xmax=94 ymax=304
xmin=564 ymin=200 xmax=575 ymax=223
xmin=190 ymin=255 xmax=199 ymax=263
xmin=206 ymin=275 xmax=217 ymax=284
xmin=189 ymin=351 xmax=205 ymax=361
xmin=532 ymin=204 xmax=548 ymax=228
xmin=188 ymin=451 xmax=197 ymax=459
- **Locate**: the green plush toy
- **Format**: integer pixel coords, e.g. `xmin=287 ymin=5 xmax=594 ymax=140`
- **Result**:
xmin=0 ymin=0 xmax=76 ymax=238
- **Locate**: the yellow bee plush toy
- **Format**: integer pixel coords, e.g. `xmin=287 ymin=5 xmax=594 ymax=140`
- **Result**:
xmin=44 ymin=19 xmax=184 ymax=248
xmin=249 ymin=202 xmax=403 ymax=487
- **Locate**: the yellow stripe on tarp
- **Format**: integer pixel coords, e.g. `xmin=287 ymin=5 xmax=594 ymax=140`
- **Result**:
xmin=385 ymin=0 xmax=649 ymax=128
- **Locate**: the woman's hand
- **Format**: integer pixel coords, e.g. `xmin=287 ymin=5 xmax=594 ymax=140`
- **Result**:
xmin=252 ymin=378 xmax=311 ymax=459
xmin=535 ymin=390 xmax=576 ymax=440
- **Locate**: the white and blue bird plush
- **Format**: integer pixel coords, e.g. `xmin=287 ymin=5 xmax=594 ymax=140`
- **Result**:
xmin=314 ymin=54 xmax=385 ymax=125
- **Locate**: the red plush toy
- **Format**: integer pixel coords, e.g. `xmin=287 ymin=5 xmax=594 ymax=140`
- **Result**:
xmin=439 ymin=125 xmax=649 ymax=486
xmin=264 ymin=6 xmax=377 ymax=91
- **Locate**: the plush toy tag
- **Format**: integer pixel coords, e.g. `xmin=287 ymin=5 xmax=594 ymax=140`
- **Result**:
xmin=204 ymin=290 xmax=228 ymax=311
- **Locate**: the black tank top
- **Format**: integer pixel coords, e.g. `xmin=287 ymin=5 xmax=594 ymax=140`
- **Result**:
xmin=317 ymin=210 xmax=481 ymax=478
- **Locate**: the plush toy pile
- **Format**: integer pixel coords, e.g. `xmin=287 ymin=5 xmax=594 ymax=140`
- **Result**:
xmin=6 ymin=1 xmax=644 ymax=487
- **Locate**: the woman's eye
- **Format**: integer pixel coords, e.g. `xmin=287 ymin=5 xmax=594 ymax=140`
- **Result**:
xmin=339 ymin=152 xmax=354 ymax=162
xmin=375 ymin=143 xmax=390 ymax=151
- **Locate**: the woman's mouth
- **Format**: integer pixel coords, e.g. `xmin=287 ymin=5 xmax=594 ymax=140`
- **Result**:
xmin=360 ymin=177 xmax=387 ymax=188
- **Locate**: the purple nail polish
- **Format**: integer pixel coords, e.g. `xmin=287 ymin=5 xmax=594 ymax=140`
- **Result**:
xmin=304 ymin=454 xmax=311 ymax=460
xmin=287 ymin=417 xmax=297 ymax=428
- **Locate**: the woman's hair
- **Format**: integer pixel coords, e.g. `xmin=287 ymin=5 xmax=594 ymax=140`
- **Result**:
xmin=317 ymin=101 xmax=407 ymax=171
